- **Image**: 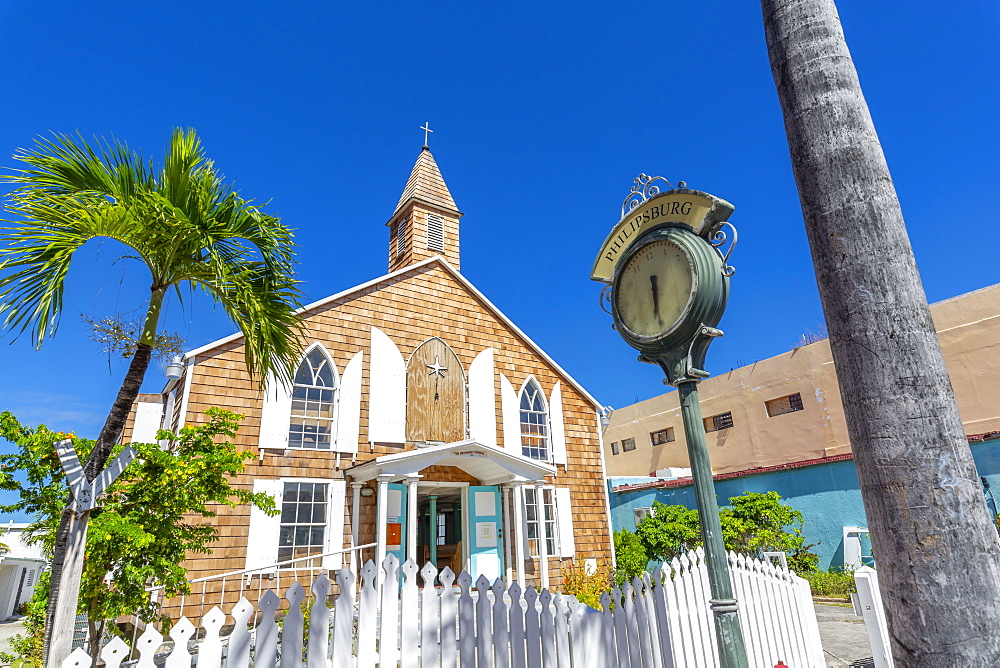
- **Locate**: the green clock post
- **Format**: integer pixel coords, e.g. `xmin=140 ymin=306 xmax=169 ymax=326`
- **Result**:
xmin=593 ymin=174 xmax=748 ymax=668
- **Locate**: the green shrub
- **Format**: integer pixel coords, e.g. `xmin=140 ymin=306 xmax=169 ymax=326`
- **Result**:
xmin=562 ymin=559 xmax=613 ymax=610
xmin=804 ymin=569 xmax=857 ymax=598
xmin=612 ymin=529 xmax=648 ymax=585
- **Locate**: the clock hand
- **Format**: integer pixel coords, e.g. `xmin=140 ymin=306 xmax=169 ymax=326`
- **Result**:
xmin=650 ymin=274 xmax=663 ymax=325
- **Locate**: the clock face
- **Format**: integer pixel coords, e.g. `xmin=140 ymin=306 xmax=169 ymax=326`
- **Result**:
xmin=615 ymin=239 xmax=695 ymax=338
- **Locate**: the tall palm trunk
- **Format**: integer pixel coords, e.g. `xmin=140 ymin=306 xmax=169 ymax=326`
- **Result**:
xmin=43 ymin=342 xmax=153 ymax=667
xmin=761 ymin=0 xmax=1000 ymax=663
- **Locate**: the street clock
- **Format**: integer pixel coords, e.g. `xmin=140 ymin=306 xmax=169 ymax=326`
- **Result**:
xmin=593 ymin=175 xmax=736 ymax=385
xmin=611 ymin=225 xmax=729 ymax=357
xmin=591 ymin=174 xmax=748 ymax=667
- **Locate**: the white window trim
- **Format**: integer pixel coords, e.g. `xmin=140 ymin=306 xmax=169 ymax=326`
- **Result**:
xmin=518 ymin=375 xmax=552 ymax=464
xmin=633 ymin=506 xmax=654 ymax=528
xmin=523 ymin=485 xmax=575 ymax=559
xmin=245 ymin=477 xmax=346 ymax=572
xmin=287 ymin=343 xmax=341 ymax=452
xmin=524 ymin=485 xmax=559 ymax=559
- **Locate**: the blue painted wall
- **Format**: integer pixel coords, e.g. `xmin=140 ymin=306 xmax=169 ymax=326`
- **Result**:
xmin=609 ymin=437 xmax=1000 ymax=571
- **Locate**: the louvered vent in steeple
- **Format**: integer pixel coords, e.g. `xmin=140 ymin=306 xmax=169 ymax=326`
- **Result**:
xmin=427 ymin=214 xmax=444 ymax=253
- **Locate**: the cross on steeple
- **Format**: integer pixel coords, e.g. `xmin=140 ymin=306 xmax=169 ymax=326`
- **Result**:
xmin=420 ymin=122 xmax=433 ymax=149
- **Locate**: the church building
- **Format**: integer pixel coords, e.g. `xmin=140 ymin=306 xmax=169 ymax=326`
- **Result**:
xmin=125 ymin=145 xmax=615 ymax=591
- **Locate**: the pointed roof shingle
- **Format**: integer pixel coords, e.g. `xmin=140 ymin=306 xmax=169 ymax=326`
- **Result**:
xmin=394 ymin=148 xmax=459 ymax=214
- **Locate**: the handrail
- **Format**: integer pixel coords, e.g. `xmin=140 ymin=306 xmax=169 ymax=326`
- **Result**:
xmin=146 ymin=542 xmax=378 ymax=592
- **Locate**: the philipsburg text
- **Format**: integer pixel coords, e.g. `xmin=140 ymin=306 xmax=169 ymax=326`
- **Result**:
xmin=604 ymin=200 xmax=694 ymax=263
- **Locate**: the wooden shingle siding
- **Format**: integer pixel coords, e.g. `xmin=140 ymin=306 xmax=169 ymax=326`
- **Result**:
xmin=130 ymin=261 xmax=611 ymax=589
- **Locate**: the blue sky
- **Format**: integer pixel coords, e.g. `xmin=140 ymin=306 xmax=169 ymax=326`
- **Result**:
xmin=0 ymin=2 xmax=997 ymax=459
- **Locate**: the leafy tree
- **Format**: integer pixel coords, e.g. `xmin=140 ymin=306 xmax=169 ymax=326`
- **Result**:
xmin=0 ymin=409 xmax=278 ymax=660
xmin=0 ymin=128 xmax=302 ymax=662
xmin=617 ymin=491 xmax=819 ymax=574
xmin=612 ymin=529 xmax=649 ymax=586
xmin=634 ymin=502 xmax=701 ymax=563
xmin=721 ymin=491 xmax=818 ymax=573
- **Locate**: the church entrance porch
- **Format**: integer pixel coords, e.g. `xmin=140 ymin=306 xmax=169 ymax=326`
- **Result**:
xmin=346 ymin=439 xmax=555 ymax=587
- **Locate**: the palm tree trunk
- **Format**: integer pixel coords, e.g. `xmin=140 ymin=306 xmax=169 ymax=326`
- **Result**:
xmin=761 ymin=0 xmax=1000 ymax=663
xmin=43 ymin=342 xmax=154 ymax=667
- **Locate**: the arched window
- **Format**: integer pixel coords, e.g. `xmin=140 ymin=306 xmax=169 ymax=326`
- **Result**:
xmin=520 ymin=379 xmax=549 ymax=461
xmin=289 ymin=347 xmax=336 ymax=449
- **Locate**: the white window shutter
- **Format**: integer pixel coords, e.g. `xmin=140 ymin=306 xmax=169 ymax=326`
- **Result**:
xmin=555 ymin=487 xmax=576 ymax=558
xmin=131 ymin=399 xmax=164 ymax=444
xmin=324 ymin=480 xmax=347 ymax=568
xmin=549 ymin=381 xmax=567 ymax=465
xmin=368 ymin=326 xmax=406 ymax=444
xmin=259 ymin=373 xmax=292 ymax=449
xmin=468 ymin=348 xmax=497 ymax=447
xmin=500 ymin=373 xmax=521 ymax=453
xmin=335 ymin=350 xmax=363 ymax=453
xmin=161 ymin=390 xmax=177 ymax=432
xmin=245 ymin=479 xmax=284 ymax=571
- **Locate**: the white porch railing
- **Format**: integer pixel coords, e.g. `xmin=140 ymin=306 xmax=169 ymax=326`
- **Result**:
xmin=118 ymin=542 xmax=378 ymax=651
xmin=75 ymin=549 xmax=823 ymax=668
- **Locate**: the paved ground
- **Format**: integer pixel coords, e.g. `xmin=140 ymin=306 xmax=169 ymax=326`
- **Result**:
xmin=814 ymin=602 xmax=876 ymax=667
xmin=0 ymin=617 xmax=25 ymax=666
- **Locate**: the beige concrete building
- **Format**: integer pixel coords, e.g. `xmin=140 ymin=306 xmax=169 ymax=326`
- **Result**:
xmin=604 ymin=283 xmax=1000 ymax=476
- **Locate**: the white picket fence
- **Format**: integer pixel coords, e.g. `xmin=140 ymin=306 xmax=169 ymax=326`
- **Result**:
xmin=852 ymin=566 xmax=892 ymax=668
xmin=65 ymin=549 xmax=823 ymax=668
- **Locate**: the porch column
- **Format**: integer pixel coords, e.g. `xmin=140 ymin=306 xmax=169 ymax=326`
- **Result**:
xmin=350 ymin=482 xmax=362 ymax=576
xmin=429 ymin=495 xmax=439 ymax=566
xmin=405 ymin=475 xmax=421 ymax=565
xmin=375 ymin=474 xmax=392 ymax=586
xmin=502 ymin=485 xmax=513 ymax=585
xmin=512 ymin=481 xmax=527 ymax=589
xmin=536 ymin=482 xmax=550 ymax=591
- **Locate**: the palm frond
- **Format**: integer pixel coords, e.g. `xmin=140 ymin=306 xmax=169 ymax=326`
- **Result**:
xmin=0 ymin=127 xmax=304 ymax=380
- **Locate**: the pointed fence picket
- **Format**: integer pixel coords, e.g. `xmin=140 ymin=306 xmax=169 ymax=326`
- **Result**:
xmin=64 ymin=550 xmax=824 ymax=668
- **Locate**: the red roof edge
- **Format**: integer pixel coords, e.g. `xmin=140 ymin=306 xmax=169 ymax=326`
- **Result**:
xmin=611 ymin=431 xmax=1000 ymax=494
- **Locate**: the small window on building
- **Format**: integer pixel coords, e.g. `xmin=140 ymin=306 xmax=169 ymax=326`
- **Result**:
xmin=703 ymin=412 xmax=734 ymax=433
xmin=525 ymin=487 xmax=558 ymax=557
xmin=765 ymin=393 xmax=804 ymax=417
xmin=25 ymin=569 xmax=34 ymax=587
xmin=395 ymin=218 xmax=408 ymax=256
xmin=436 ymin=513 xmax=447 ymax=546
xmin=289 ymin=347 xmax=336 ymax=450
xmin=650 ymin=427 xmax=675 ymax=446
xmin=611 ymin=441 xmax=620 ymax=455
xmin=427 ymin=214 xmax=445 ymax=252
xmin=520 ymin=379 xmax=550 ymax=461
xmin=633 ymin=507 xmax=654 ymax=526
xmin=278 ymin=481 xmax=328 ymax=565
xmin=621 ymin=437 xmax=636 ymax=452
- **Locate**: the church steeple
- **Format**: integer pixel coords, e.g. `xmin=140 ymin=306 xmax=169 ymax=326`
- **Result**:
xmin=387 ymin=144 xmax=463 ymax=272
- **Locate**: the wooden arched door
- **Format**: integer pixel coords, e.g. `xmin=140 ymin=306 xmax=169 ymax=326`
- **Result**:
xmin=406 ymin=338 xmax=465 ymax=443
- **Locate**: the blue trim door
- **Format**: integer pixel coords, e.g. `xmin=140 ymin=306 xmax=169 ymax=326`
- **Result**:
xmin=386 ymin=483 xmax=407 ymax=563
xmin=467 ymin=485 xmax=504 ymax=582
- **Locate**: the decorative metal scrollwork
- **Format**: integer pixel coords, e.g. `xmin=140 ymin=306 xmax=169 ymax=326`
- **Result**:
xmin=600 ymin=284 xmax=614 ymax=316
xmin=710 ymin=221 xmax=738 ymax=277
xmin=621 ymin=174 xmax=674 ymax=218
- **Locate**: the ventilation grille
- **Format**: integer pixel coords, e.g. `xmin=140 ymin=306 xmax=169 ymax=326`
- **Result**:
xmin=427 ymin=214 xmax=444 ymax=252
xmin=396 ymin=218 xmax=407 ymax=257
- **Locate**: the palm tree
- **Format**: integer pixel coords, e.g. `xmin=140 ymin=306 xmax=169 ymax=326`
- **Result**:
xmin=0 ymin=128 xmax=303 ymax=665
xmin=761 ymin=0 xmax=1000 ymax=663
